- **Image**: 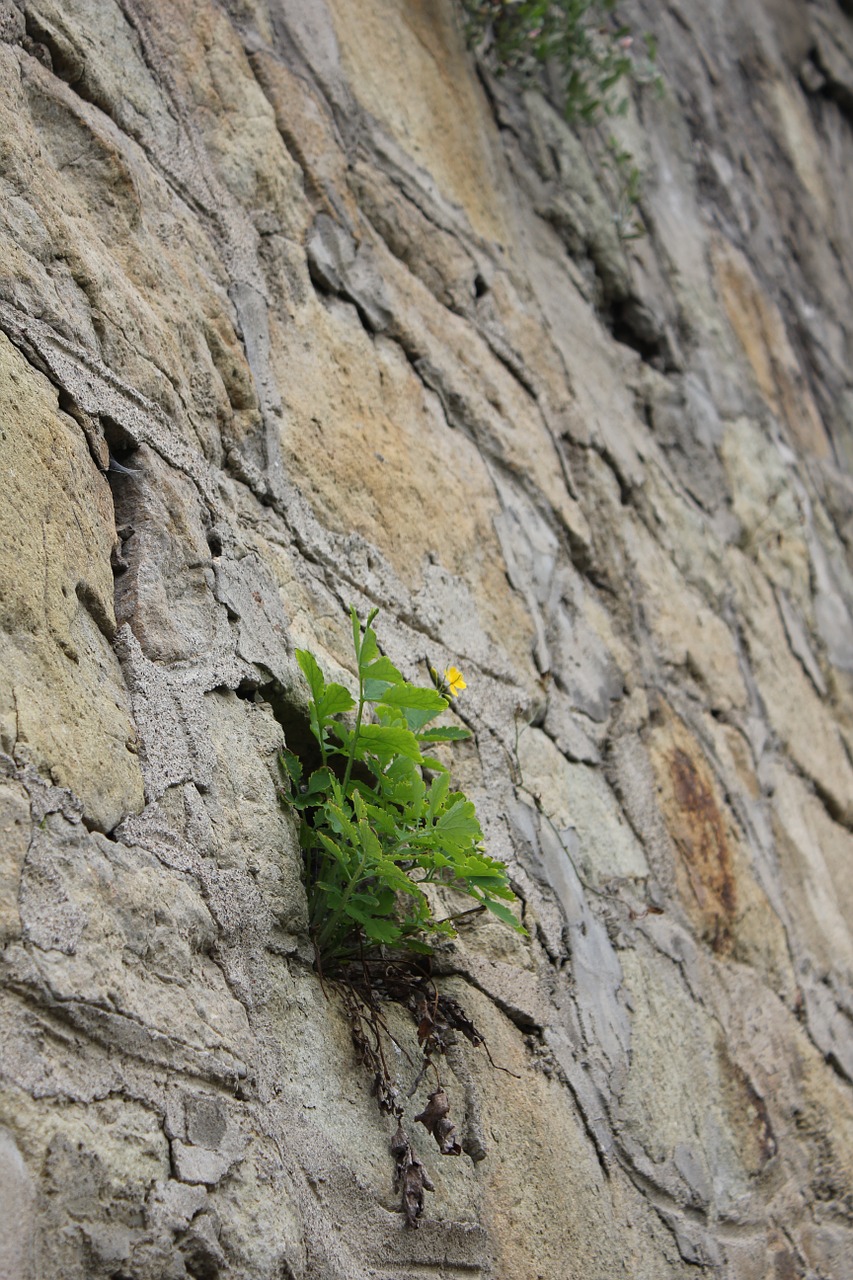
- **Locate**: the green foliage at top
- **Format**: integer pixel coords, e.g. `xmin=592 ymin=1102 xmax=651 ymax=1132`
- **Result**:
xmin=461 ymin=0 xmax=660 ymax=125
xmin=281 ymin=608 xmax=525 ymax=973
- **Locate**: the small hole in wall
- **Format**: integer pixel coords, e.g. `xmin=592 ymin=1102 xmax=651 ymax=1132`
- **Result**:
xmin=266 ymin=683 xmax=378 ymax=791
xmin=100 ymin=414 xmax=139 ymax=465
xmin=206 ymin=530 xmax=223 ymax=558
xmin=473 ymin=274 xmax=489 ymax=299
xmin=226 ymin=676 xmax=378 ymax=796
xmin=227 ymin=677 xmax=323 ymax=780
xmin=271 ymin=697 xmax=323 ymax=778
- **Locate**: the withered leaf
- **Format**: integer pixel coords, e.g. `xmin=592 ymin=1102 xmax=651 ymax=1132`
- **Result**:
xmin=391 ymin=1124 xmax=434 ymax=1228
xmin=414 ymin=1088 xmax=462 ymax=1156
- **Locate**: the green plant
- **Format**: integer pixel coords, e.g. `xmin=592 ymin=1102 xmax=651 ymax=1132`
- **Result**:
xmin=461 ymin=0 xmax=660 ymax=125
xmin=281 ymin=607 xmax=524 ymax=975
xmin=461 ymin=1 xmax=663 ymax=244
xmin=601 ymin=133 xmax=645 ymax=241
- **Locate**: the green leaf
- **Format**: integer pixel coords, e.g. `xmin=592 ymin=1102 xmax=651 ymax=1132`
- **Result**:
xmin=363 ymin=655 xmax=404 ymax=701
xmin=350 ymin=605 xmax=361 ymax=661
xmin=352 ymin=604 xmax=380 ymax=667
xmin=312 ymin=881 xmax=346 ymax=907
xmin=435 ymin=798 xmax=482 ymax=850
xmin=419 ymin=850 xmax=452 ymax=871
xmin=304 ymin=767 xmax=334 ymax=798
xmin=376 ymin=861 xmax=426 ymax=896
xmin=295 ymin=648 xmax=326 ymax=704
xmin=375 ymin=683 xmax=446 ymax=732
xmin=316 ymin=831 xmax=352 ymax=867
xmin=481 ymin=897 xmax=527 ymax=933
xmin=280 ymin=749 xmax=302 ymax=787
xmin=384 ymin=752 xmax=422 ymax=784
xmin=320 ymin=803 xmax=358 ymax=843
xmin=350 ymin=789 xmax=367 ymax=822
xmin=363 ymin=917 xmax=403 ymax=943
xmin=466 ymin=875 xmax=515 ymax=894
xmin=329 ymin=722 xmax=354 ymax=755
xmin=404 ymin=706 xmax=443 ymax=732
xmin=417 ymin=726 xmax=472 ymax=744
xmin=426 ymin=771 xmax=450 ymax=823
xmin=318 ymin=682 xmax=356 ymax=720
xmin=453 ymin=852 xmax=501 ymax=877
xmin=364 ymin=680 xmax=394 ymax=702
xmin=356 ymin=800 xmax=398 ymax=836
xmin=397 ymin=937 xmax=434 ymax=955
xmin=356 ymin=723 xmax=422 ymax=763
xmin=365 ymin=655 xmax=404 ymax=682
xmin=375 ymin=886 xmax=396 ymax=914
xmin=348 ymin=889 xmax=383 ymax=910
xmin=379 ymin=684 xmax=447 ymax=712
xmin=419 ymin=755 xmax=448 ymax=772
xmin=356 ymin=817 xmax=382 ymax=862
xmin=360 ymin=627 xmax=380 ymax=670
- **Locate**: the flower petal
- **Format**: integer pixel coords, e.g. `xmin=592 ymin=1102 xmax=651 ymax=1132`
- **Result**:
xmin=444 ymin=666 xmax=466 ymax=698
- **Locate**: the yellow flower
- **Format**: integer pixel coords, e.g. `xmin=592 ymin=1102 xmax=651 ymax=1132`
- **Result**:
xmin=429 ymin=663 xmax=468 ymax=699
xmin=444 ymin=666 xmax=466 ymax=698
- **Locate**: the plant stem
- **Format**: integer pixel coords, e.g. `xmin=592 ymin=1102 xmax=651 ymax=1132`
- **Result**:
xmin=316 ymin=848 xmax=366 ymax=953
xmin=342 ymin=684 xmax=364 ymax=795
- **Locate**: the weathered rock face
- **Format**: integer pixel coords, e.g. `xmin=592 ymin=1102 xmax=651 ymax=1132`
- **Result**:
xmin=1 ymin=0 xmax=853 ymax=1274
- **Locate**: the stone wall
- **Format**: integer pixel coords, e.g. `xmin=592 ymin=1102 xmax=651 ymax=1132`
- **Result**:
xmin=1 ymin=0 xmax=853 ymax=1276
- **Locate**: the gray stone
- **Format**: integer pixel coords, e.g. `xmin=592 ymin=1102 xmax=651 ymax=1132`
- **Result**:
xmin=0 ymin=1128 xmax=36 ymax=1280
xmin=171 ymin=1141 xmax=235 ymax=1187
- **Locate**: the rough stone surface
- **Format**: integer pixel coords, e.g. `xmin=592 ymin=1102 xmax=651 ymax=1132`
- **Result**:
xmin=1 ymin=0 xmax=853 ymax=1275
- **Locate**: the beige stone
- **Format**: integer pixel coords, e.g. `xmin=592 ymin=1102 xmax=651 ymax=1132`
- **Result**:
xmin=618 ymin=948 xmax=761 ymax=1210
xmin=0 ymin=334 xmax=143 ymax=830
xmin=272 ymin=295 xmax=537 ymax=678
xmin=628 ymin=515 xmax=748 ymax=712
xmin=729 ymin=551 xmax=853 ymax=824
xmin=0 ymin=781 xmax=28 ymax=945
xmin=712 ymin=236 xmax=830 ymax=458
xmin=769 ymin=761 xmax=853 ymax=983
xmin=517 ymin=725 xmax=649 ymax=883
xmin=326 ymin=0 xmax=512 ymax=244
xmin=0 ymin=1127 xmax=36 ymax=1280
xmin=721 ymin=415 xmax=812 ymax=607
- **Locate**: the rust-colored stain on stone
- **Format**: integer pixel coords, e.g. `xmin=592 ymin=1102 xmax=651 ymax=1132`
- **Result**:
xmin=667 ymin=744 xmax=737 ymax=952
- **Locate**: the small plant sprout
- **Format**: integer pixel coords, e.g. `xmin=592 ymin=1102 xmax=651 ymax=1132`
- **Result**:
xmin=280 ymin=607 xmax=525 ymax=976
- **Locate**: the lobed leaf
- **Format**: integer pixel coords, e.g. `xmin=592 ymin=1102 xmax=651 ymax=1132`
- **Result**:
xmin=434 ymin=798 xmax=483 ymax=850
xmin=417 ymin=726 xmax=472 ymax=744
xmin=295 ymin=648 xmax=325 ymax=704
xmin=363 ymin=917 xmax=403 ymax=943
xmin=318 ymin=682 xmax=356 ymax=720
xmin=279 ymin=748 xmax=302 ymax=787
xmin=363 ymin=655 xmax=404 ymax=701
xmin=481 ymin=897 xmax=527 ymax=933
xmin=380 ymin=684 xmax=447 ymax=713
xmin=356 ymin=723 xmax=422 ymax=763
xmin=426 ymin=771 xmax=450 ymax=823
xmin=419 ymin=754 xmax=448 ymax=772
